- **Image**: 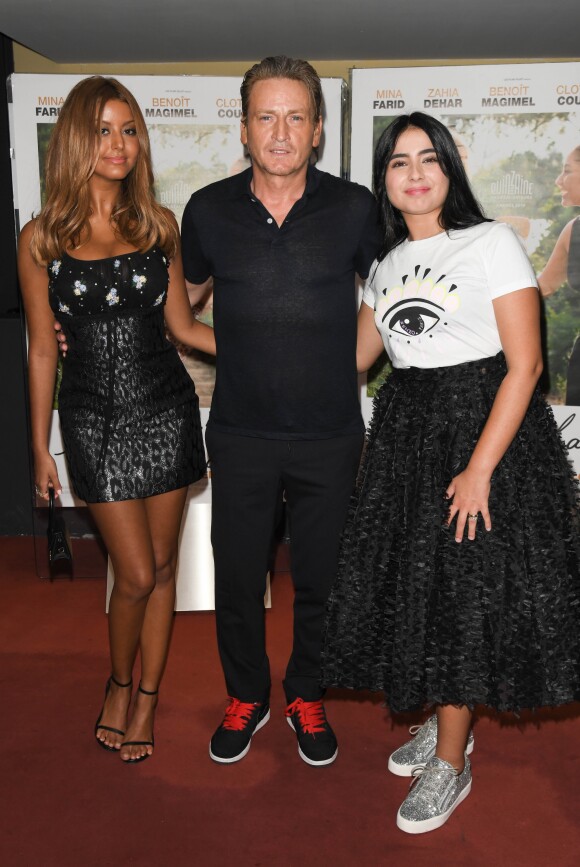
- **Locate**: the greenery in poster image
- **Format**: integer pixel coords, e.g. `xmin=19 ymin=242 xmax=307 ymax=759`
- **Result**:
xmin=464 ymin=117 xmax=577 ymax=404
xmin=367 ymin=352 xmax=392 ymax=398
xmin=372 ymin=115 xmax=398 ymax=153
xmin=148 ymin=124 xmax=247 ymax=223
xmin=369 ymin=111 xmax=580 ymax=403
xmin=532 ymin=200 xmax=580 ymax=403
xmin=37 ymin=123 xmax=53 ymax=206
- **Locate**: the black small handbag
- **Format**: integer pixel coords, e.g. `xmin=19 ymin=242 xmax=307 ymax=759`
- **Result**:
xmin=47 ymin=487 xmax=73 ymax=563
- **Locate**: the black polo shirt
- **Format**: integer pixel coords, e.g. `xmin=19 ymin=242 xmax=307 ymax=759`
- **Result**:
xmin=181 ymin=165 xmax=382 ymax=439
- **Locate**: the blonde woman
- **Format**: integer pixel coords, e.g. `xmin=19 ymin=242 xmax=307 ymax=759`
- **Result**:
xmin=19 ymin=76 xmax=215 ymax=763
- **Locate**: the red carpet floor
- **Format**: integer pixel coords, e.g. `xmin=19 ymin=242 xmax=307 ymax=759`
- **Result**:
xmin=2 ymin=535 xmax=580 ymax=867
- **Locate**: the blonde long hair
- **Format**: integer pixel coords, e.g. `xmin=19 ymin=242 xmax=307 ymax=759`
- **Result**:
xmin=30 ymin=76 xmax=178 ymax=263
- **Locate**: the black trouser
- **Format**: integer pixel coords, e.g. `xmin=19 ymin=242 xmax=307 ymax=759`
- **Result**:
xmin=206 ymin=428 xmax=364 ymax=704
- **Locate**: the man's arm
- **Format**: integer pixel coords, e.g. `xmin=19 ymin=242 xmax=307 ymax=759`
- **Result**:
xmin=186 ymin=277 xmax=213 ymax=307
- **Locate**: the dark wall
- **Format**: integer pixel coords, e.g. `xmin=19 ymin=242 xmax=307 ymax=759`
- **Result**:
xmin=1 ymin=35 xmax=34 ymax=535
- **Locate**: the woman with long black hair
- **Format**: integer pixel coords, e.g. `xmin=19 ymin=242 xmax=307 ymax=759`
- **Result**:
xmin=322 ymin=112 xmax=580 ymax=833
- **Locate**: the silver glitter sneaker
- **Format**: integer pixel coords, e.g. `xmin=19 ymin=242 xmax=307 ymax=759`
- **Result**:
xmin=388 ymin=714 xmax=474 ymax=777
xmin=396 ymin=755 xmax=472 ymax=834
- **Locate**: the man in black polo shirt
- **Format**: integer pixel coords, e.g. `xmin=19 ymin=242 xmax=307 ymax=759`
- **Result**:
xmin=182 ymin=56 xmax=381 ymax=767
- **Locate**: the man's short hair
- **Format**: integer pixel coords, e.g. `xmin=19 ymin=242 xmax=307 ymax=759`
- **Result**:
xmin=240 ymin=56 xmax=322 ymax=123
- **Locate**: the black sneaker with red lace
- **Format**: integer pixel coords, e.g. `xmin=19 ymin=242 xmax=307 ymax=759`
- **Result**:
xmin=285 ymin=698 xmax=338 ymax=766
xmin=209 ymin=697 xmax=270 ymax=764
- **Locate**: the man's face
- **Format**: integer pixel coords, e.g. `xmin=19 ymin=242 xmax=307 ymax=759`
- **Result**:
xmin=241 ymin=78 xmax=322 ymax=180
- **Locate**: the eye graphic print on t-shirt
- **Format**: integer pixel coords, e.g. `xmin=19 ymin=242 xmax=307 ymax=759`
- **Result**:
xmin=375 ymin=265 xmax=460 ymax=348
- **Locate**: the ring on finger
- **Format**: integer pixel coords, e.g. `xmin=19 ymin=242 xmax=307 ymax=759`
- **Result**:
xmin=467 ymin=513 xmax=478 ymax=520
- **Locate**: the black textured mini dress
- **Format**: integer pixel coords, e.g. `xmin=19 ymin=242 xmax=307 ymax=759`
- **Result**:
xmin=48 ymin=246 xmax=205 ymax=503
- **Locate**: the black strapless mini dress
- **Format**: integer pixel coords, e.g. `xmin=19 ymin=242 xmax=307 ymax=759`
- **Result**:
xmin=48 ymin=247 xmax=205 ymax=503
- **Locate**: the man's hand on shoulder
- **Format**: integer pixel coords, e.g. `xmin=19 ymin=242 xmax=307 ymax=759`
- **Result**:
xmin=54 ymin=320 xmax=67 ymax=357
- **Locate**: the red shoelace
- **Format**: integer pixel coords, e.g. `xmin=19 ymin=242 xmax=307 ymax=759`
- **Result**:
xmin=221 ymin=698 xmax=260 ymax=731
xmin=286 ymin=698 xmax=327 ymax=734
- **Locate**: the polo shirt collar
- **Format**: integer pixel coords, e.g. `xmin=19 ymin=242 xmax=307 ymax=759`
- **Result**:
xmin=241 ymin=163 xmax=321 ymax=201
xmin=304 ymin=163 xmax=321 ymax=196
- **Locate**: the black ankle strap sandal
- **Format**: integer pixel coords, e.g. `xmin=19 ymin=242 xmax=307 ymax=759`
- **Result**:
xmin=94 ymin=676 xmax=133 ymax=752
xmin=120 ymin=682 xmax=159 ymax=764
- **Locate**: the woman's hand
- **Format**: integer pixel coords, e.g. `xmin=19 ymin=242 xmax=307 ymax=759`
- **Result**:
xmin=446 ymin=467 xmax=492 ymax=542
xmin=34 ymin=451 xmax=62 ymax=500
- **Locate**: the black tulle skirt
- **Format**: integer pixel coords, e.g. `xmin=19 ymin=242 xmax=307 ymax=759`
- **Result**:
xmin=321 ymin=353 xmax=580 ymax=712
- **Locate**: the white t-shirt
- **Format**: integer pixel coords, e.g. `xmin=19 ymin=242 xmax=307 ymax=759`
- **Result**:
xmin=362 ymin=221 xmax=538 ymax=369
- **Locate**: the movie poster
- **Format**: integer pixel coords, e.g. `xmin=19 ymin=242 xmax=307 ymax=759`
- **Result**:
xmin=350 ymin=63 xmax=580 ymax=472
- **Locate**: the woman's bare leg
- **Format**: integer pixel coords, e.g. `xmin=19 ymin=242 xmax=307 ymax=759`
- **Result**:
xmin=89 ymin=498 xmax=156 ymax=750
xmin=120 ymin=487 xmax=188 ymax=761
xmin=436 ymin=704 xmax=472 ymax=772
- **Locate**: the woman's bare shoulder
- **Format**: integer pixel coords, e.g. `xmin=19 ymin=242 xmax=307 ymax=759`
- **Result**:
xmin=19 ymin=218 xmax=37 ymax=245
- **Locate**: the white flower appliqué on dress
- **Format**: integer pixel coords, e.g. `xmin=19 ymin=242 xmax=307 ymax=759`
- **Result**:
xmin=133 ymin=274 xmax=147 ymax=290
